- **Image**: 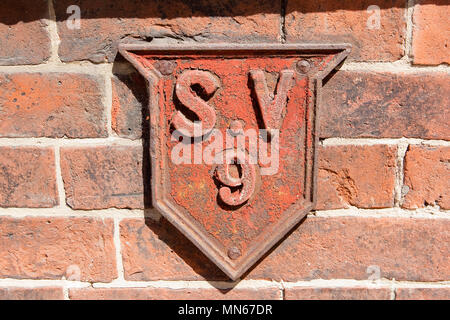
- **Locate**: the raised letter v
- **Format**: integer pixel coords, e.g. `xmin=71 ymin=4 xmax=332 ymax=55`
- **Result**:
xmin=250 ymin=69 xmax=295 ymax=131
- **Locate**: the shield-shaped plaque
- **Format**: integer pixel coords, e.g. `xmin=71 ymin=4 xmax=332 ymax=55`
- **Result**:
xmin=119 ymin=43 xmax=350 ymax=280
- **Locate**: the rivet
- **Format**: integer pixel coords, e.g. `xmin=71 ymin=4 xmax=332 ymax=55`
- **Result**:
xmin=228 ymin=247 xmax=241 ymax=260
xmin=229 ymin=120 xmax=244 ymax=137
xmin=155 ymin=60 xmax=177 ymax=75
xmin=296 ymin=60 xmax=311 ymax=74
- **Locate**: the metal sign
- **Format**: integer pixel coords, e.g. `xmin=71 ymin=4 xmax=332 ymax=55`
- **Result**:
xmin=119 ymin=43 xmax=350 ymax=280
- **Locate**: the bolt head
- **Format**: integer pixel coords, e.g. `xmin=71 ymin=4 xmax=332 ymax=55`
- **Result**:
xmin=296 ymin=60 xmax=311 ymax=74
xmin=228 ymin=246 xmax=241 ymax=260
xmin=154 ymin=60 xmax=177 ymax=75
xmin=229 ymin=120 xmax=244 ymax=136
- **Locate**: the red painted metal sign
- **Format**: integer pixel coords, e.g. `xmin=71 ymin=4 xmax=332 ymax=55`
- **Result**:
xmin=120 ymin=43 xmax=350 ymax=280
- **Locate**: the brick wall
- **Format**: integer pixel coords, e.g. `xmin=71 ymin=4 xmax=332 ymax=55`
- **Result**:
xmin=0 ymin=0 xmax=448 ymax=300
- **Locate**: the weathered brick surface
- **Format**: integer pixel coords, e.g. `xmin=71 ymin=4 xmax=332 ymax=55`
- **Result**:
xmin=0 ymin=0 xmax=51 ymax=65
xmin=396 ymin=288 xmax=450 ymax=300
xmin=285 ymin=287 xmax=391 ymax=300
xmin=285 ymin=0 xmax=406 ymax=61
xmin=317 ymin=145 xmax=397 ymax=210
xmin=111 ymin=73 xmax=147 ymax=139
xmin=0 ymin=73 xmax=106 ymax=138
xmin=320 ymin=72 xmax=450 ymax=139
xmin=0 ymin=287 xmax=64 ymax=300
xmin=402 ymin=146 xmax=449 ymax=210
xmin=69 ymin=287 xmax=280 ymax=300
xmin=121 ymin=217 xmax=449 ymax=282
xmin=0 ymin=147 xmax=57 ymax=208
xmin=61 ymin=146 xmax=144 ymax=210
xmin=0 ymin=217 xmax=116 ymax=282
xmin=54 ymin=0 xmax=281 ymax=63
xmin=412 ymin=0 xmax=450 ymax=65
xmin=120 ymin=218 xmax=227 ymax=281
xmin=249 ymin=217 xmax=449 ymax=281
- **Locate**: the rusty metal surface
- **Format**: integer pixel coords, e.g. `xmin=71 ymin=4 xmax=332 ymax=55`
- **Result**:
xmin=119 ymin=42 xmax=350 ymax=280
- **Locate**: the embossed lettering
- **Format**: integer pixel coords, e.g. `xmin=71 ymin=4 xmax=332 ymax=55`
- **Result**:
xmin=215 ymin=150 xmax=257 ymax=207
xmin=250 ymin=69 xmax=295 ymax=131
xmin=173 ymin=70 xmax=220 ymax=137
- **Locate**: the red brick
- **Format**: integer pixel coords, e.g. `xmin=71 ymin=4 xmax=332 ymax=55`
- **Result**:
xmin=0 ymin=73 xmax=106 ymax=138
xmin=317 ymin=145 xmax=397 ymax=210
xmin=0 ymin=287 xmax=64 ymax=300
xmin=0 ymin=147 xmax=58 ymax=208
xmin=121 ymin=217 xmax=449 ymax=282
xmin=412 ymin=0 xmax=450 ymax=65
xmin=320 ymin=72 xmax=450 ymax=139
xmin=285 ymin=287 xmax=391 ymax=300
xmin=54 ymin=0 xmax=281 ymax=63
xmin=285 ymin=0 xmax=406 ymax=61
xmin=61 ymin=146 xmax=144 ymax=210
xmin=396 ymin=288 xmax=450 ymax=300
xmin=120 ymin=218 xmax=227 ymax=281
xmin=0 ymin=0 xmax=51 ymax=65
xmin=111 ymin=73 xmax=147 ymax=139
xmin=0 ymin=217 xmax=116 ymax=282
xmin=402 ymin=146 xmax=449 ymax=210
xmin=248 ymin=217 xmax=449 ymax=281
xmin=69 ymin=287 xmax=280 ymax=300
